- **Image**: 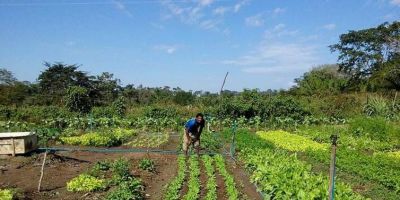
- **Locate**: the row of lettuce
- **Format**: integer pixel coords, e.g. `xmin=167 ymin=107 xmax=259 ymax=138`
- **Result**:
xmin=226 ymin=129 xmax=399 ymax=199
xmin=164 ymin=154 xmax=241 ymax=200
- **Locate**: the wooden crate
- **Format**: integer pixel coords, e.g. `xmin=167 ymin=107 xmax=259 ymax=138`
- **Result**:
xmin=0 ymin=132 xmax=38 ymax=155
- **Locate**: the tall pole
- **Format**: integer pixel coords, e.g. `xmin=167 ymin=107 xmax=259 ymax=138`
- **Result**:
xmin=220 ymin=72 xmax=229 ymax=94
xmin=329 ymin=134 xmax=338 ymax=200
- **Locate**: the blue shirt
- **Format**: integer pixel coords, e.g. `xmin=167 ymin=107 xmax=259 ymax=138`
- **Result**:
xmin=185 ymin=118 xmax=204 ymax=134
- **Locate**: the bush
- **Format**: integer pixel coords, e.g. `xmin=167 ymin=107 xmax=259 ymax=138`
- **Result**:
xmin=348 ymin=117 xmax=399 ymax=141
xmin=67 ymin=174 xmax=107 ymax=192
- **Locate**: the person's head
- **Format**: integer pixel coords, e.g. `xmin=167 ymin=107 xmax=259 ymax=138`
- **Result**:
xmin=195 ymin=113 xmax=204 ymax=124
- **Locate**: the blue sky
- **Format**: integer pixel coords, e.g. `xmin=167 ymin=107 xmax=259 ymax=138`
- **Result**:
xmin=0 ymin=0 xmax=399 ymax=92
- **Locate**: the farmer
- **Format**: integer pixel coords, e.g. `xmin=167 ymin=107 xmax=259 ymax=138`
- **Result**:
xmin=183 ymin=113 xmax=205 ymax=156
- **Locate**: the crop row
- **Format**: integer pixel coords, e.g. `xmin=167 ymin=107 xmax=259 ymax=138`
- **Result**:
xmin=258 ymin=130 xmax=400 ymax=194
xmin=125 ymin=133 xmax=169 ymax=148
xmin=257 ymin=130 xmax=328 ymax=152
xmin=183 ymin=156 xmax=201 ymax=200
xmin=202 ymin=155 xmax=217 ymax=200
xmin=60 ymin=128 xmax=136 ymax=147
xmin=214 ymin=154 xmax=239 ymax=200
xmin=164 ymin=155 xmax=186 ymax=200
xmin=230 ymin=129 xmax=365 ymax=199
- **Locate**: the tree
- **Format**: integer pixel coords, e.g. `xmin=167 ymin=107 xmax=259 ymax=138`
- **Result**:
xmin=92 ymin=72 xmax=121 ymax=105
xmin=292 ymin=64 xmax=349 ymax=95
xmin=330 ymin=21 xmax=400 ymax=89
xmin=38 ymin=62 xmax=92 ymax=103
xmin=0 ymin=68 xmax=17 ymax=85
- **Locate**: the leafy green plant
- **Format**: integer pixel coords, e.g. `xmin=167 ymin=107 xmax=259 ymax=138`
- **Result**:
xmin=202 ymin=155 xmax=217 ymax=200
xmin=214 ymin=154 xmax=239 ymax=200
xmin=106 ymin=176 xmax=144 ymax=200
xmin=164 ymin=155 xmax=186 ymax=200
xmin=139 ymin=158 xmax=155 ymax=172
xmin=66 ymin=174 xmax=107 ymax=192
xmin=257 ymin=130 xmax=328 ymax=152
xmin=0 ymin=189 xmax=14 ymax=200
xmin=183 ymin=155 xmax=200 ymax=200
xmin=230 ymin=129 xmax=365 ymax=199
xmin=111 ymin=158 xmax=131 ymax=182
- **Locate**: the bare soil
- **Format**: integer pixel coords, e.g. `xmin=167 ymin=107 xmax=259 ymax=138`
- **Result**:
xmin=0 ymin=132 xmax=261 ymax=200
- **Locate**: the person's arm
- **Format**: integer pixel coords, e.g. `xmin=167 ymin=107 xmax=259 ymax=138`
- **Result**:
xmin=198 ymin=120 xmax=205 ymax=134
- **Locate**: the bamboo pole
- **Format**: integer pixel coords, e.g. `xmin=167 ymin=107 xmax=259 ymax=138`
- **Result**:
xmin=37 ymin=151 xmax=48 ymax=192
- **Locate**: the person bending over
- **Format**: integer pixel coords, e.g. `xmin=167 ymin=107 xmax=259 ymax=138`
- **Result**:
xmin=183 ymin=113 xmax=205 ymax=156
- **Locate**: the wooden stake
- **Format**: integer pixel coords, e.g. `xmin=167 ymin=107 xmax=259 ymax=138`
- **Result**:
xmin=38 ymin=151 xmax=48 ymax=192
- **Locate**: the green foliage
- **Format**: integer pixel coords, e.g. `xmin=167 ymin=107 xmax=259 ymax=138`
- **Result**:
xmin=214 ymin=154 xmax=239 ymax=200
xmin=139 ymin=158 xmax=155 ymax=172
xmin=348 ymin=117 xmax=399 ymax=141
xmin=144 ymin=106 xmax=178 ymax=119
xmin=200 ymin=131 xmax=222 ymax=153
xmin=38 ymin=62 xmax=92 ymax=104
xmin=64 ymin=86 xmax=92 ymax=114
xmin=66 ymin=174 xmax=107 ymax=192
xmin=293 ymin=64 xmax=349 ymax=95
xmin=202 ymin=155 xmax=217 ymax=200
xmin=106 ymin=177 xmax=144 ymax=200
xmin=60 ymin=128 xmax=136 ymax=147
xmin=363 ymin=95 xmax=390 ymax=117
xmin=126 ymin=133 xmax=169 ymax=148
xmin=330 ymin=21 xmax=400 ymax=90
xmin=230 ymin=129 xmax=365 ymax=199
xmin=164 ymin=155 xmax=186 ymax=200
xmin=0 ymin=68 xmax=17 ymax=85
xmin=257 ymin=130 xmax=328 ymax=152
xmin=112 ymin=96 xmax=127 ymax=117
xmin=0 ymin=189 xmax=14 ymax=200
xmin=111 ymin=158 xmax=131 ymax=182
xmin=183 ymin=155 xmax=201 ymax=200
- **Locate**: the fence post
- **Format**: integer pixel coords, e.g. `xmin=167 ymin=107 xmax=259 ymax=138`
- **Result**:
xmin=329 ymin=134 xmax=338 ymax=200
xmin=230 ymin=120 xmax=237 ymax=159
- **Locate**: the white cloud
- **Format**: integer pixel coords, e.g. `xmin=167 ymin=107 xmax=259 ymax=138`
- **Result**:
xmin=234 ymin=0 xmax=249 ymax=13
xmin=160 ymin=0 xmax=249 ymax=32
xmin=245 ymin=14 xmax=264 ymax=27
xmin=323 ymin=23 xmax=336 ymax=30
xmin=273 ymin=23 xmax=286 ymax=31
xmin=223 ymin=42 xmax=319 ymax=76
xmin=390 ymin=0 xmax=400 ymax=6
xmin=272 ymin=7 xmax=285 ymax=15
xmin=112 ymin=0 xmax=133 ymax=18
xmin=265 ymin=24 xmax=298 ymax=39
xmin=200 ymin=19 xmax=221 ymax=30
xmin=199 ymin=0 xmax=214 ymax=6
xmin=213 ymin=7 xmax=228 ymax=15
xmin=154 ymin=45 xmax=179 ymax=54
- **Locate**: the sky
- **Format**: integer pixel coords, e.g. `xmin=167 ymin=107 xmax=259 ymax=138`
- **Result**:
xmin=0 ymin=0 xmax=399 ymax=92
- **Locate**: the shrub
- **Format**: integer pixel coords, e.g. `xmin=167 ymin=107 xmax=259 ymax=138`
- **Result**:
xmin=348 ymin=117 xmax=398 ymax=141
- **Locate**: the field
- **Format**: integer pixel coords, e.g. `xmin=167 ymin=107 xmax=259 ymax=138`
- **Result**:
xmin=1 ymin=116 xmax=399 ymax=200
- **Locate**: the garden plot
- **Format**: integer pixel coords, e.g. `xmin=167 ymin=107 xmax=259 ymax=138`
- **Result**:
xmin=164 ymin=154 xmax=261 ymax=200
xmin=124 ymin=132 xmax=169 ymax=148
